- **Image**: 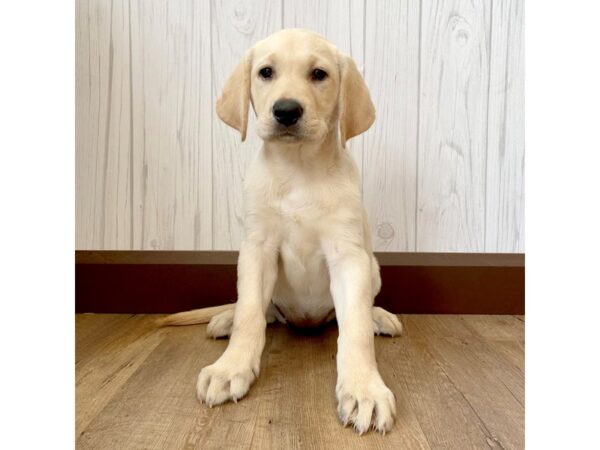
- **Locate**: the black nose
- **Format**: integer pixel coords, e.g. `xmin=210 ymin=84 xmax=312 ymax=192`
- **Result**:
xmin=272 ymin=99 xmax=303 ymax=126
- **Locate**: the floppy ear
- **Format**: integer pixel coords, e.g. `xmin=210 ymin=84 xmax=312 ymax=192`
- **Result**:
xmin=216 ymin=50 xmax=252 ymax=141
xmin=338 ymin=55 xmax=376 ymax=147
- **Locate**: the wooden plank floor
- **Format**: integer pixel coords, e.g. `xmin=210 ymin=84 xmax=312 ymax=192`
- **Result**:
xmin=76 ymin=314 xmax=524 ymax=449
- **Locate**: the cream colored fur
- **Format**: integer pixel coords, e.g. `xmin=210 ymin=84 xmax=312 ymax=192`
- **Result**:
xmin=155 ymin=304 xmax=235 ymax=327
xmin=160 ymin=29 xmax=403 ymax=435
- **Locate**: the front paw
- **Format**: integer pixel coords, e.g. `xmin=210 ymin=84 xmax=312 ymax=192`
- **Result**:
xmin=196 ymin=357 xmax=258 ymax=407
xmin=336 ymin=372 xmax=396 ymax=435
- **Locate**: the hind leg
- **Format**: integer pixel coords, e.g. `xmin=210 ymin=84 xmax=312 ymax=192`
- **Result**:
xmin=206 ymin=307 xmax=234 ymax=339
xmin=372 ymin=306 xmax=403 ymax=336
xmin=207 ymin=302 xmax=277 ymax=339
xmin=369 ymin=257 xmax=402 ymax=336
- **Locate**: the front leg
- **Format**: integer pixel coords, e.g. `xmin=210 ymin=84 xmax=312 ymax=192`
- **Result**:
xmin=324 ymin=240 xmax=396 ymax=434
xmin=197 ymin=238 xmax=278 ymax=406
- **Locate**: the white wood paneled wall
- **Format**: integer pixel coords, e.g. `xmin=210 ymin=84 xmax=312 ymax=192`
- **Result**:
xmin=76 ymin=0 xmax=524 ymax=252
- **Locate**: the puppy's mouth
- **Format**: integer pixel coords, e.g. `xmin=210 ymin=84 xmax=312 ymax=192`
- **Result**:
xmin=271 ymin=125 xmax=303 ymax=141
xmin=257 ymin=117 xmax=326 ymax=143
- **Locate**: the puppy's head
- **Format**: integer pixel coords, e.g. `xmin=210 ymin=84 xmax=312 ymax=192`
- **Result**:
xmin=216 ymin=29 xmax=375 ymax=147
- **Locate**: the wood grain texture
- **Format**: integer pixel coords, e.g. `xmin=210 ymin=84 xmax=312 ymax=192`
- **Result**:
xmin=76 ymin=314 xmax=524 ymax=448
xmin=129 ymin=0 xmax=213 ymax=250
xmin=76 ymin=0 xmax=525 ymax=253
xmin=78 ymin=325 xmax=224 ymax=448
xmin=76 ymin=0 xmax=134 ymax=249
xmin=485 ymin=0 xmax=525 ymax=252
xmin=283 ymin=0 xmax=365 ymax=180
xmin=75 ymin=314 xmax=167 ymax=436
xmin=417 ymin=0 xmax=492 ymax=252
xmin=211 ymin=0 xmax=282 ymax=250
xmin=408 ymin=315 xmax=524 ymax=449
xmin=76 ymin=0 xmax=213 ymax=250
xmin=385 ymin=331 xmax=496 ymax=448
xmin=363 ymin=0 xmax=420 ymax=251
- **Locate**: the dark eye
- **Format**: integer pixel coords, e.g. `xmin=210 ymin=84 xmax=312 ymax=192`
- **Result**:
xmin=311 ymin=68 xmax=328 ymax=81
xmin=259 ymin=67 xmax=273 ymax=79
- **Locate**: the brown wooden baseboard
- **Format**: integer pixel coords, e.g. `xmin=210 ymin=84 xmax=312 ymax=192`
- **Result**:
xmin=75 ymin=251 xmax=524 ymax=314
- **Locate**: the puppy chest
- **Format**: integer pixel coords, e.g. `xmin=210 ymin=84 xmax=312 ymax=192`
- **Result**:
xmin=272 ymin=180 xmax=336 ymax=230
xmin=278 ymin=240 xmax=331 ymax=303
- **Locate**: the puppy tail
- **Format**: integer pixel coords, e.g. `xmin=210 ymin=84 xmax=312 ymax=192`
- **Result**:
xmin=155 ymin=303 xmax=235 ymax=327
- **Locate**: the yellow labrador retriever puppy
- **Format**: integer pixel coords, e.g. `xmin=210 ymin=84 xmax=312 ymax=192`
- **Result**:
xmin=161 ymin=29 xmax=403 ymax=435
